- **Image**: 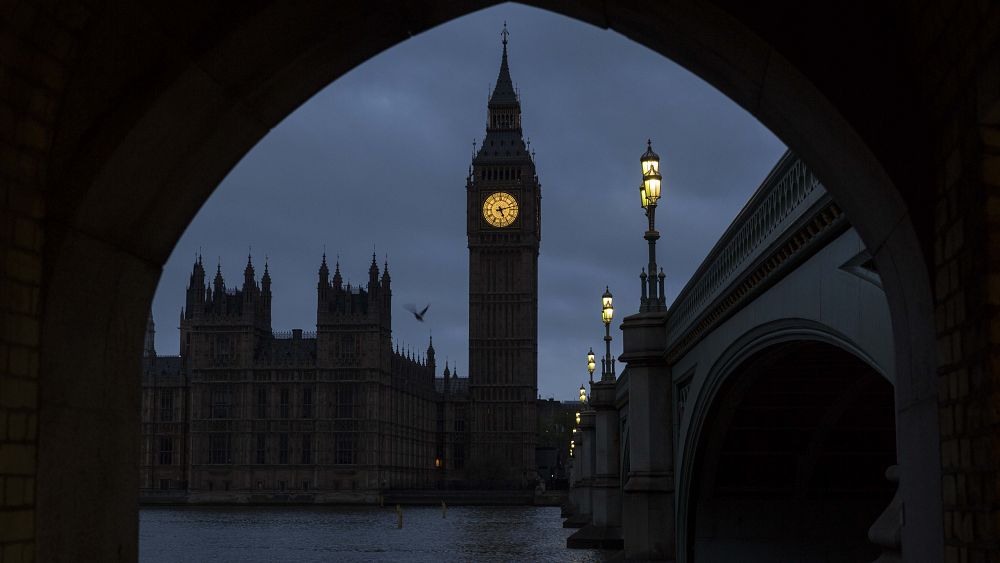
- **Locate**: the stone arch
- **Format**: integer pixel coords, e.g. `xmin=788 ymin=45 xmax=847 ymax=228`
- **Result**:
xmin=678 ymin=322 xmax=897 ymax=561
xmin=677 ymin=318 xmax=892 ymax=561
xmin=0 ymin=2 xmax=949 ymax=560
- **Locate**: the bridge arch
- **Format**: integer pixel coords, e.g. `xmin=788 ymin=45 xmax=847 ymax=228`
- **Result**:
xmin=0 ymin=1 xmax=964 ymax=560
xmin=678 ymin=325 xmax=896 ymax=561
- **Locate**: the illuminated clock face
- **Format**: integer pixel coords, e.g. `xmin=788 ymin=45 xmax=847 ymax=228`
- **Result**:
xmin=482 ymin=192 xmax=519 ymax=227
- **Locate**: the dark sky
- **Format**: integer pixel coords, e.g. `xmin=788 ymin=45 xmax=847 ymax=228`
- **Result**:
xmin=151 ymin=3 xmax=786 ymax=400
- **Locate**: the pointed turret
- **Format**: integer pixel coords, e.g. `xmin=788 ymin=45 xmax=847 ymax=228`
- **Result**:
xmin=214 ymin=261 xmax=225 ymax=292
xmin=186 ymin=254 xmax=207 ymax=315
xmin=318 ymin=253 xmax=330 ymax=287
xmin=426 ymin=334 xmax=436 ymax=379
xmin=332 ymin=259 xmax=343 ymax=290
xmin=368 ymin=252 xmax=380 ymax=292
xmin=243 ymin=253 xmax=256 ymax=299
xmin=261 ymin=259 xmax=271 ymax=294
xmin=213 ymin=260 xmax=225 ymax=312
xmin=443 ymin=360 xmax=451 ymax=394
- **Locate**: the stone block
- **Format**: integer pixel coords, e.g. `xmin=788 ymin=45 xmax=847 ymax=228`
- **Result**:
xmin=5 ymin=476 xmax=24 ymax=506
xmin=14 ymin=118 xmax=47 ymax=151
xmin=983 ymin=154 xmax=1000 ymax=186
xmin=7 ymin=347 xmax=32 ymax=379
xmin=11 ymin=219 xmax=40 ymax=252
xmin=945 ymin=474 xmax=958 ymax=504
xmin=0 ymin=378 xmax=35 ymax=409
xmin=2 ymin=314 xmax=38 ymax=348
xmin=7 ymin=414 xmax=24 ymax=441
xmin=6 ymin=189 xmax=43 ymax=219
xmin=0 ymin=444 xmax=35 ymax=474
xmin=3 ymin=541 xmax=24 ymax=562
xmin=0 ymin=510 xmax=33 ymax=541
xmin=3 ymin=250 xmax=40 ymax=287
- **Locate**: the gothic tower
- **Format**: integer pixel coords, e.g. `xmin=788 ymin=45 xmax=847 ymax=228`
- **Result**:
xmin=466 ymin=27 xmax=540 ymax=485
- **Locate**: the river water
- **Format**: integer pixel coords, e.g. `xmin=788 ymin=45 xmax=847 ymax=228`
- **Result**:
xmin=140 ymin=506 xmax=608 ymax=562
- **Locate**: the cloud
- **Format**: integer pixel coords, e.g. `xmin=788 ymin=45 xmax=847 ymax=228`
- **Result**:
xmin=152 ymin=3 xmax=786 ymax=401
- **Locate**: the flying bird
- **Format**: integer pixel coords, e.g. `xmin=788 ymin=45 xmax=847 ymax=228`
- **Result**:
xmin=404 ymin=304 xmax=430 ymax=322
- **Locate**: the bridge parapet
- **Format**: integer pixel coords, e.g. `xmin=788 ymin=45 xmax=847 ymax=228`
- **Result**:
xmin=666 ymin=151 xmax=838 ymax=356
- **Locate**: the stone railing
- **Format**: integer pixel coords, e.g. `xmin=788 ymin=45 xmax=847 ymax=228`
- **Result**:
xmin=666 ymin=151 xmax=833 ymax=352
xmin=272 ymin=329 xmax=317 ymax=339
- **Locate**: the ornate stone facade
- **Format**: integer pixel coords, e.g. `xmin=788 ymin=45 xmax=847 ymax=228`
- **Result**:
xmin=139 ymin=255 xmax=470 ymax=500
xmin=466 ymin=32 xmax=541 ymax=487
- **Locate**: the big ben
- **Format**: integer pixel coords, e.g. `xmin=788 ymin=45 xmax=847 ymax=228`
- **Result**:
xmin=466 ymin=27 xmax=540 ymax=485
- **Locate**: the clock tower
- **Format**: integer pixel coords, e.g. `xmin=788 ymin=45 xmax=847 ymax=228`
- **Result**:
xmin=466 ymin=27 xmax=540 ymax=486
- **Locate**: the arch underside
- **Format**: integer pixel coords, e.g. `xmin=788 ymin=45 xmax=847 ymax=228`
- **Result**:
xmin=689 ymin=341 xmax=895 ymax=562
xmin=8 ymin=2 xmax=950 ymax=561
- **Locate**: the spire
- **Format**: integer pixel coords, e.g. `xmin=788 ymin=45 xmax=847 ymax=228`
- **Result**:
xmin=332 ymin=257 xmax=343 ymax=289
xmin=318 ymin=252 xmax=329 ymax=285
xmin=443 ymin=360 xmax=450 ymax=377
xmin=426 ymin=334 xmax=436 ymax=369
xmin=261 ymin=258 xmax=271 ymax=293
xmin=214 ymin=260 xmax=224 ymax=291
xmin=244 ymin=253 xmax=256 ymax=292
xmin=368 ymin=252 xmax=379 ymax=290
xmin=489 ymin=22 xmax=517 ymax=107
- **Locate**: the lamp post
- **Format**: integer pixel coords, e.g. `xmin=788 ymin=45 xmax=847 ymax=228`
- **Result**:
xmin=587 ymin=348 xmax=596 ymax=383
xmin=579 ymin=384 xmax=587 ymax=404
xmin=639 ymin=140 xmax=665 ymax=312
xmin=601 ymin=287 xmax=615 ymax=381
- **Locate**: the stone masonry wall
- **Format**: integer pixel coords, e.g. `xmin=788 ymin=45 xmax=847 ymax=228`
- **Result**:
xmin=0 ymin=2 xmax=84 ymax=561
xmin=919 ymin=2 xmax=1000 ymax=560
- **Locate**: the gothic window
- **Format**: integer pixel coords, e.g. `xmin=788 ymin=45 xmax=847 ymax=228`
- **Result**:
xmin=301 ymin=434 xmax=312 ymax=464
xmin=302 ymin=387 xmax=313 ymax=418
xmin=158 ymin=437 xmax=172 ymax=465
xmin=256 ymin=388 xmax=267 ymax=419
xmin=453 ymin=444 xmax=465 ymax=469
xmin=255 ymin=434 xmax=266 ymax=464
xmin=210 ymin=386 xmax=232 ymax=419
xmin=159 ymin=391 xmax=173 ymax=422
xmin=335 ymin=433 xmax=355 ymax=464
xmin=208 ymin=434 xmax=230 ymax=464
xmin=279 ymin=433 xmax=289 ymax=464
xmin=337 ymin=384 xmax=355 ymax=418
xmin=279 ymin=388 xmax=289 ymax=418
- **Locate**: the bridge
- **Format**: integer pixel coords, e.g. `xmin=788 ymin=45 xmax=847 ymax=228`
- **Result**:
xmin=567 ymin=152 xmax=903 ymax=561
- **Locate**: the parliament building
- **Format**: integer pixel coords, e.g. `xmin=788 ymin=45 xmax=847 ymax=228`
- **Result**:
xmin=139 ymin=32 xmax=558 ymax=501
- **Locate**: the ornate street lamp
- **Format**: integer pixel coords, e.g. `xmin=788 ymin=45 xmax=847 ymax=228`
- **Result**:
xmin=575 ymin=411 xmax=581 ymax=425
xmin=579 ymin=384 xmax=587 ymax=404
xmin=587 ymin=348 xmax=596 ymax=383
xmin=601 ymin=287 xmax=616 ymax=381
xmin=639 ymin=140 xmax=666 ymax=312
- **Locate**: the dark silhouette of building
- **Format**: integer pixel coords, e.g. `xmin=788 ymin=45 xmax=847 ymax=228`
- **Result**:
xmin=140 ymin=37 xmax=545 ymax=499
xmin=466 ymin=27 xmax=541 ymax=487
xmin=139 ymin=255 xmax=467 ymax=500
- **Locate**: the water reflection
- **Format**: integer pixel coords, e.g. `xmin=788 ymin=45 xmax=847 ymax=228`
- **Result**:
xmin=140 ymin=506 xmax=608 ymax=562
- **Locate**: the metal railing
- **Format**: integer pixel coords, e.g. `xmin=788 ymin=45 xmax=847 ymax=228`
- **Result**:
xmin=666 ymin=151 xmax=823 ymax=347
